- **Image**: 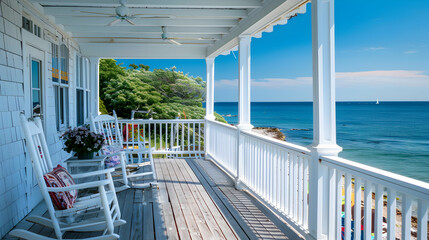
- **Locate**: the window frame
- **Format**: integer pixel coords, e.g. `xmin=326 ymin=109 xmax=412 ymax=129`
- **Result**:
xmin=52 ymin=42 xmax=70 ymax=131
xmin=76 ymin=54 xmax=91 ymax=126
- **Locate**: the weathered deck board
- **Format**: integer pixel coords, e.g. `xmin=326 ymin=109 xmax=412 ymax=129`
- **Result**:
xmin=4 ymin=157 xmax=302 ymax=240
xmin=189 ymin=158 xmax=304 ymax=240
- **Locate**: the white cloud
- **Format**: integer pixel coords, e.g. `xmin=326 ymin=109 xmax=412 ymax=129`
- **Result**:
xmin=364 ymin=47 xmax=386 ymax=51
xmin=215 ymin=70 xmax=429 ymax=88
xmin=404 ymin=50 xmax=417 ymax=54
xmin=336 ymin=70 xmax=429 ymax=87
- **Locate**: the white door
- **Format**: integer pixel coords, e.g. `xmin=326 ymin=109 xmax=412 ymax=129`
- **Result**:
xmin=23 ymin=43 xmax=46 ymax=210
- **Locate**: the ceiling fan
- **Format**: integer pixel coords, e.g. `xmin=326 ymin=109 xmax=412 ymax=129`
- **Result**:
xmin=161 ymin=26 xmax=181 ymax=45
xmin=76 ymin=0 xmax=175 ymax=26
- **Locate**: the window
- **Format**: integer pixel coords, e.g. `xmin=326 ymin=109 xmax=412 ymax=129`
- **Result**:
xmin=31 ymin=59 xmax=42 ymax=117
xmin=76 ymin=56 xmax=90 ymax=126
xmin=52 ymin=43 xmax=70 ymax=131
xmin=22 ymin=16 xmax=33 ymax=33
xmin=22 ymin=16 xmax=42 ymax=38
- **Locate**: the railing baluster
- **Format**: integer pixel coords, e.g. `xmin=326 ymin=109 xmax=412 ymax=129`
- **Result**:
xmin=417 ymin=200 xmax=428 ymax=240
xmin=354 ymin=178 xmax=362 ymax=240
xmin=137 ymin=123 xmax=140 ymax=147
xmin=280 ymin=150 xmax=285 ymax=213
xmin=298 ymin=157 xmax=304 ymax=224
xmin=303 ymin=156 xmax=309 ymax=228
xmin=328 ymin=167 xmax=336 ymax=239
xmin=336 ymin=170 xmax=343 ymax=240
xmin=284 ymin=151 xmax=289 ymax=215
xmin=401 ymin=194 xmax=412 ymax=240
xmin=193 ymin=123 xmax=196 ymax=153
xmin=375 ymin=184 xmax=384 ymax=239
xmin=345 ymin=173 xmax=352 ymax=240
xmin=364 ymin=180 xmax=372 ymax=240
xmin=387 ymin=188 xmax=396 ymax=240
xmin=181 ymin=122 xmax=184 ymax=157
xmin=160 ymin=122 xmax=163 ymax=150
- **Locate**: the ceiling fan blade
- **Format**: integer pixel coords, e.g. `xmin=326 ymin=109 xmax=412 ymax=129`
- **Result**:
xmin=75 ymin=10 xmax=115 ymax=16
xmin=126 ymin=19 xmax=136 ymax=25
xmin=107 ymin=19 xmax=121 ymax=26
xmin=134 ymin=14 xmax=176 ymax=19
xmin=168 ymin=39 xmax=181 ymax=45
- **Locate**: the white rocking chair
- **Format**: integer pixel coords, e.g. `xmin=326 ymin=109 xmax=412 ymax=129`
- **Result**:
xmin=9 ymin=114 xmax=125 ymax=240
xmin=90 ymin=112 xmax=156 ymax=190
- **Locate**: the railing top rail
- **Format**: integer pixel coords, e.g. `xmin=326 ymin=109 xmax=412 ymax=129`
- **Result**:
xmin=118 ymin=119 xmax=205 ymax=123
xmin=320 ymin=155 xmax=429 ymax=201
xmin=205 ymin=119 xmax=238 ymax=130
xmin=241 ymin=129 xmax=311 ymax=155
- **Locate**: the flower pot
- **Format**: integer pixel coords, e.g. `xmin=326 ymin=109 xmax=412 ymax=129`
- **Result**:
xmin=77 ymin=151 xmax=94 ymax=159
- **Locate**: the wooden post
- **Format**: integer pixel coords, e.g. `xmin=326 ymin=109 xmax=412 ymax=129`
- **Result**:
xmin=308 ymin=0 xmax=342 ymax=239
xmin=89 ymin=57 xmax=100 ymax=116
xmin=236 ymin=35 xmax=253 ymax=190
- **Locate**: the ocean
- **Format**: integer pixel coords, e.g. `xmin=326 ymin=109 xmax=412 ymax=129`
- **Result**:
xmin=213 ymin=102 xmax=429 ymax=182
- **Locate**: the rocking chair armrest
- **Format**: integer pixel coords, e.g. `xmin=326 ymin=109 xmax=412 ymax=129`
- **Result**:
xmin=46 ymin=179 xmax=111 ymax=192
xmin=71 ymin=168 xmax=115 ymax=179
xmin=122 ymin=147 xmax=153 ymax=155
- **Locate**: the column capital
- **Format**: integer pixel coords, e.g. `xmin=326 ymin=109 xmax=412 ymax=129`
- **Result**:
xmin=238 ymin=35 xmax=252 ymax=41
xmin=88 ymin=57 xmax=100 ymax=65
xmin=205 ymin=57 xmax=215 ymax=63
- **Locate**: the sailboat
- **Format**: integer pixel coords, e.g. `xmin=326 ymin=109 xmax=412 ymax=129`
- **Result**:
xmin=376 ymin=98 xmax=379 ymax=104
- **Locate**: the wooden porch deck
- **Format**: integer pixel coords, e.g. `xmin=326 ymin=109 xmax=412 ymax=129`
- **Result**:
xmin=4 ymin=158 xmax=303 ymax=240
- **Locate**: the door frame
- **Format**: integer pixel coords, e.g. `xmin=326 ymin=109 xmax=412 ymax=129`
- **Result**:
xmin=22 ymin=30 xmax=50 ymax=210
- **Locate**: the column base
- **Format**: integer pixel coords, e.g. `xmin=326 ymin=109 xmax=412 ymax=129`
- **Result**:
xmin=309 ymin=143 xmax=342 ymax=156
xmin=235 ymin=179 xmax=246 ymax=190
xmin=237 ymin=123 xmax=253 ymax=131
xmin=205 ymin=115 xmax=216 ymax=121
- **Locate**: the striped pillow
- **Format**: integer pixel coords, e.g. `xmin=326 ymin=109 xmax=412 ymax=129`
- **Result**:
xmin=43 ymin=165 xmax=78 ymax=210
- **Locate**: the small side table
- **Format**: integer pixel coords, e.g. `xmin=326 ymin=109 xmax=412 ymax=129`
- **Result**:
xmin=65 ymin=156 xmax=105 ymax=184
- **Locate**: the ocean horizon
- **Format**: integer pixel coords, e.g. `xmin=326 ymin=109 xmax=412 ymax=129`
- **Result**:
xmin=209 ymin=101 xmax=429 ymax=182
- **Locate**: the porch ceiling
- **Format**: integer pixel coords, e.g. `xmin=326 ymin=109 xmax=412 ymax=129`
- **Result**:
xmin=29 ymin=0 xmax=308 ymax=59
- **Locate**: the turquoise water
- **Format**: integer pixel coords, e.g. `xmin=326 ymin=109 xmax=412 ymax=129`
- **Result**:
xmin=213 ymin=102 xmax=429 ymax=182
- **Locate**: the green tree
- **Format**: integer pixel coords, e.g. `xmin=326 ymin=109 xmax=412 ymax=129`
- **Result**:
xmin=99 ymin=59 xmax=226 ymax=123
xmin=139 ymin=64 xmax=150 ymax=71
xmin=129 ymin=63 xmax=139 ymax=69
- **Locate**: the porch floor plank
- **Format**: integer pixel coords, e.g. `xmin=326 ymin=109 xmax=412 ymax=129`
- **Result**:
xmin=4 ymin=158 xmax=302 ymax=240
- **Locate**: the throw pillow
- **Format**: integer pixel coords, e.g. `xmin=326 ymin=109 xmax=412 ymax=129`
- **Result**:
xmin=43 ymin=165 xmax=78 ymax=210
xmin=101 ymin=145 xmax=123 ymax=168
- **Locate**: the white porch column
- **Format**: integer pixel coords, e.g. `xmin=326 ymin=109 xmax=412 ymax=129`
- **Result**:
xmin=235 ymin=35 xmax=253 ymax=190
xmin=237 ymin=35 xmax=253 ymax=130
xmin=89 ymin=57 xmax=100 ymax=116
xmin=205 ymin=58 xmax=215 ymax=120
xmin=308 ymin=0 xmax=342 ymax=239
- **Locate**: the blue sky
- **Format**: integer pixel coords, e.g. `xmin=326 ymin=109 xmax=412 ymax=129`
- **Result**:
xmin=116 ymin=0 xmax=429 ymax=102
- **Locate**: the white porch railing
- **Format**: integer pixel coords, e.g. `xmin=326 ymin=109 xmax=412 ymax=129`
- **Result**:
xmin=205 ymin=119 xmax=429 ymax=240
xmin=117 ymin=119 xmax=204 ymax=157
xmin=320 ymin=155 xmax=429 ymax=240
xmin=205 ymin=119 xmax=312 ymax=236
xmin=205 ymin=119 xmax=238 ymax=177
xmin=115 ymin=118 xmax=429 ymax=239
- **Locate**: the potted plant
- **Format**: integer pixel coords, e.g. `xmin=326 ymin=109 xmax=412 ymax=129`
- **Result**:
xmin=61 ymin=126 xmax=104 ymax=159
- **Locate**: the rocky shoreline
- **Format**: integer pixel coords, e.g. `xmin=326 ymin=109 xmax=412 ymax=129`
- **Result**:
xmin=252 ymin=127 xmax=286 ymax=141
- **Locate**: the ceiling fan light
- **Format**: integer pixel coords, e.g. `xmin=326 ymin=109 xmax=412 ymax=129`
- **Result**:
xmin=116 ymin=5 xmax=129 ymax=17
